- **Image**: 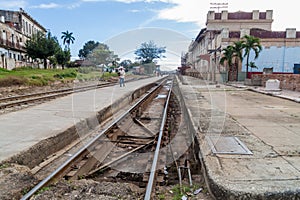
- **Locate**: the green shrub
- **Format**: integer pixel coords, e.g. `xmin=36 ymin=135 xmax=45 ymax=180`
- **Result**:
xmin=78 ymin=66 xmax=98 ymax=74
xmin=0 ymin=68 xmax=10 ymax=73
xmin=11 ymin=66 xmax=34 ymax=71
xmin=27 ymin=78 xmax=48 ymax=86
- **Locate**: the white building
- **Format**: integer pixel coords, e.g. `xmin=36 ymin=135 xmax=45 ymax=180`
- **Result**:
xmin=0 ymin=8 xmax=47 ymax=69
xmin=185 ymin=10 xmax=300 ymax=82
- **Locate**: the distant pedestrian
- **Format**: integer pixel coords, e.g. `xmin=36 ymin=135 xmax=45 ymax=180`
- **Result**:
xmin=118 ymin=67 xmax=125 ymax=87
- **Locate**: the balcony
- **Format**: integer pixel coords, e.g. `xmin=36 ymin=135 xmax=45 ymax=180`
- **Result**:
xmin=0 ymin=38 xmax=26 ymax=51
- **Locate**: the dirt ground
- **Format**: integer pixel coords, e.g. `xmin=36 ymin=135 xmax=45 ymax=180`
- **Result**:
xmin=31 ymin=179 xmax=144 ymax=200
xmin=0 ymin=162 xmax=212 ymax=200
xmin=0 ymin=163 xmax=36 ymax=200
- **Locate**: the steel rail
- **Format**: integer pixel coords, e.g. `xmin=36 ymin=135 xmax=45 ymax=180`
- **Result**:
xmin=21 ymin=78 xmax=167 ymax=200
xmin=1 ymin=76 xmax=150 ymax=103
xmin=0 ymin=83 xmax=111 ymax=110
xmin=0 ymin=82 xmax=111 ymax=102
xmin=0 ymin=77 xmax=147 ymax=110
xmin=144 ymin=78 xmax=173 ymax=200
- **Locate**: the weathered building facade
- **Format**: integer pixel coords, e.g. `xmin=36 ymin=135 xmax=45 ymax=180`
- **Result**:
xmin=0 ymin=8 xmax=46 ymax=69
xmin=185 ymin=10 xmax=300 ymax=82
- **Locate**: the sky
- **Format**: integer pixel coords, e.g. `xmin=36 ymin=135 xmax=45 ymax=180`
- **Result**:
xmin=1 ymin=0 xmax=299 ymax=70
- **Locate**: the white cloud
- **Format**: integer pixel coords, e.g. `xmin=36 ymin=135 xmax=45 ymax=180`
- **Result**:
xmin=157 ymin=0 xmax=300 ymax=31
xmin=157 ymin=0 xmax=209 ymax=28
xmin=129 ymin=9 xmax=141 ymax=13
xmin=30 ymin=2 xmax=82 ymax=10
xmin=31 ymin=3 xmax=61 ymax=9
xmin=0 ymin=0 xmax=27 ymax=9
xmin=81 ymin=0 xmax=170 ymax=3
xmin=81 ymin=0 xmax=104 ymax=2
xmin=67 ymin=2 xmax=82 ymax=9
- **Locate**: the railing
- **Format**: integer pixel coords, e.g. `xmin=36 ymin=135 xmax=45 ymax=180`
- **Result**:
xmin=0 ymin=38 xmax=25 ymax=51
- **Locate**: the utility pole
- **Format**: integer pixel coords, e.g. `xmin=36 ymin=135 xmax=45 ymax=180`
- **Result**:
xmin=210 ymin=2 xmax=228 ymax=12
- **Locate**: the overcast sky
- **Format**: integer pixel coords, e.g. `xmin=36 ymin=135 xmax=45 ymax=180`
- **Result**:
xmin=0 ymin=0 xmax=298 ymax=69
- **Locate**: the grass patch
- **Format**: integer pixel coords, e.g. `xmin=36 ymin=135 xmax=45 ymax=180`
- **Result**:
xmin=171 ymin=184 xmax=201 ymax=200
xmin=100 ymin=72 xmax=118 ymax=81
xmin=37 ymin=186 xmax=50 ymax=194
xmin=158 ymin=193 xmax=165 ymax=199
xmin=0 ymin=67 xmax=114 ymax=87
xmin=0 ymin=163 xmax=10 ymax=169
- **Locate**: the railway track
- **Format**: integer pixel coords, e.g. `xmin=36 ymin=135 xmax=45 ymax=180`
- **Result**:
xmin=21 ymin=76 xmax=180 ymax=200
xmin=0 ymin=77 xmax=147 ymax=113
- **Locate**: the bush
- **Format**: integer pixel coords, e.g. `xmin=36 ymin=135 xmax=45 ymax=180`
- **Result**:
xmin=0 ymin=68 xmax=10 ymax=73
xmin=11 ymin=66 xmax=34 ymax=71
xmin=27 ymin=78 xmax=48 ymax=86
xmin=77 ymin=67 xmax=98 ymax=74
xmin=53 ymin=71 xmax=77 ymax=79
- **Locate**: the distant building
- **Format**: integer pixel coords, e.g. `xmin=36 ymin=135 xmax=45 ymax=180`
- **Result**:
xmin=0 ymin=8 xmax=47 ymax=69
xmin=185 ymin=10 xmax=300 ymax=82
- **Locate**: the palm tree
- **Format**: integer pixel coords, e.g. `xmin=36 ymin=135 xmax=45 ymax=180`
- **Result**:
xmin=232 ymin=41 xmax=244 ymax=81
xmin=220 ymin=45 xmax=234 ymax=81
xmin=61 ymin=30 xmax=75 ymax=49
xmin=242 ymin=35 xmax=262 ymax=78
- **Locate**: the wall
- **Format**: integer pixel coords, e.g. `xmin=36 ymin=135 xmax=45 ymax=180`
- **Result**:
xmin=242 ymin=46 xmax=300 ymax=73
xmin=252 ymin=74 xmax=300 ymax=91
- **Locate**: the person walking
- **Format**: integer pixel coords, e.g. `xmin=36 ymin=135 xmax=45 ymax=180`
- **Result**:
xmin=118 ymin=67 xmax=125 ymax=87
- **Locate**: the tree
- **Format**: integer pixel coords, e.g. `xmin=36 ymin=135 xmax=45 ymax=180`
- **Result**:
xmin=78 ymin=40 xmax=100 ymax=59
xmin=25 ymin=32 xmax=60 ymax=69
xmin=249 ymin=61 xmax=258 ymax=69
xmin=242 ymin=35 xmax=262 ymax=78
xmin=134 ymin=41 xmax=166 ymax=64
xmin=220 ymin=45 xmax=234 ymax=81
xmin=231 ymin=41 xmax=244 ymax=80
xmin=220 ymin=45 xmax=234 ymax=71
xmin=120 ymin=59 xmax=133 ymax=70
xmin=55 ymin=47 xmax=71 ymax=70
xmin=86 ymin=43 xmax=118 ymax=66
xmin=61 ymin=30 xmax=75 ymax=49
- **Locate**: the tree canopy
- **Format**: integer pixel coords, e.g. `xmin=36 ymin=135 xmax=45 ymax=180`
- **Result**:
xmin=134 ymin=41 xmax=166 ymax=64
xmin=78 ymin=40 xmax=100 ymax=59
xmin=220 ymin=35 xmax=262 ymax=79
xmin=86 ymin=43 xmax=119 ymax=66
xmin=25 ymin=32 xmax=60 ymax=69
xmin=242 ymin=35 xmax=262 ymax=76
xmin=55 ymin=47 xmax=71 ymax=69
xmin=119 ymin=59 xmax=132 ymax=69
xmin=61 ymin=30 xmax=75 ymax=49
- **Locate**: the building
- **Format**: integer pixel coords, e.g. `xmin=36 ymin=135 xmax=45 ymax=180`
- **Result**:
xmin=0 ymin=8 xmax=47 ymax=69
xmin=185 ymin=10 xmax=300 ymax=83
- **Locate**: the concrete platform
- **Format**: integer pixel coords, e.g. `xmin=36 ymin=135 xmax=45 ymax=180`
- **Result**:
xmin=177 ymin=75 xmax=300 ymax=199
xmin=0 ymin=77 xmax=163 ymax=165
xmin=227 ymin=82 xmax=300 ymax=103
